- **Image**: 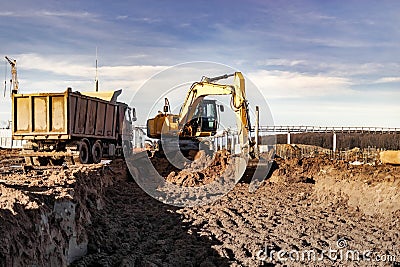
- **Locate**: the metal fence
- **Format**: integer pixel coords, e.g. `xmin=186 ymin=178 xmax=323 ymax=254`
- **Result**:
xmin=259 ymin=125 xmax=400 ymax=134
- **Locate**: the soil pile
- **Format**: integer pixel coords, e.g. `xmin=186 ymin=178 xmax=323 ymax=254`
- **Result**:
xmin=147 ymin=149 xmax=232 ymax=186
xmin=164 ymin=150 xmax=230 ymax=187
xmin=0 ymin=148 xmax=24 ymax=167
xmin=269 ymin=155 xmax=400 ymax=216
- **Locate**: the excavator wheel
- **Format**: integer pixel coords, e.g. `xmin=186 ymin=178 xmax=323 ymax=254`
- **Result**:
xmin=92 ymin=140 xmax=103 ymax=164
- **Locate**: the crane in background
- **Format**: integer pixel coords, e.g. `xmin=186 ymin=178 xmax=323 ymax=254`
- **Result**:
xmin=5 ymin=56 xmax=19 ymax=96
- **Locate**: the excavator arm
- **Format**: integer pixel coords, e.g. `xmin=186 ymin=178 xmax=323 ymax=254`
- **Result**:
xmin=178 ymin=72 xmax=253 ymax=156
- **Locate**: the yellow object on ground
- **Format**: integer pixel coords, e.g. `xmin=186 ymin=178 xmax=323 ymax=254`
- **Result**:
xmin=379 ymin=150 xmax=400 ymax=165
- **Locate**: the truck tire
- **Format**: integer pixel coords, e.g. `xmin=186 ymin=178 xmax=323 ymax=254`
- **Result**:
xmin=78 ymin=140 xmax=91 ymax=164
xmin=92 ymin=140 xmax=103 ymax=163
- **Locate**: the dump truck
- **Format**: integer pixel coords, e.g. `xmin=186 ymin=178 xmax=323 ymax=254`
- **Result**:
xmin=12 ymin=88 xmax=136 ymax=165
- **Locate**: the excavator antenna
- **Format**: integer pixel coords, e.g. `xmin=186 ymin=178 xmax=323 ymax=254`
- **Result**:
xmin=3 ymin=60 xmax=6 ymax=97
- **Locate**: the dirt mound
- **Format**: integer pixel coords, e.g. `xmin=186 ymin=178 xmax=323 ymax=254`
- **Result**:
xmin=269 ymin=156 xmax=333 ymax=183
xmin=313 ymin=163 xmax=400 ymax=216
xmin=0 ymin=148 xmax=24 ymax=166
xmin=269 ymin=155 xmax=400 ymax=216
xmin=275 ymin=144 xmax=332 ymax=159
xmin=155 ymin=150 xmax=231 ymax=187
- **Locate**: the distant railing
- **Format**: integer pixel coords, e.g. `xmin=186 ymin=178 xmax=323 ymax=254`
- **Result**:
xmin=134 ymin=124 xmax=399 ymax=152
xmin=136 ymin=125 xmax=400 ymax=134
xmin=258 ymin=126 xmax=400 ymax=134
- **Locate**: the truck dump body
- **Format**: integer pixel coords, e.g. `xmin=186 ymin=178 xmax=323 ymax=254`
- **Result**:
xmin=12 ymin=88 xmax=121 ymax=141
xmin=12 ymin=88 xmax=134 ymax=165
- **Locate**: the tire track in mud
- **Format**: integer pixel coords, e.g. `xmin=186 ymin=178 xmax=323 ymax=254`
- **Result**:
xmin=177 ymin=180 xmax=399 ymax=266
xmin=73 ymin=179 xmax=232 ymax=267
xmin=75 ymin=176 xmax=399 ymax=266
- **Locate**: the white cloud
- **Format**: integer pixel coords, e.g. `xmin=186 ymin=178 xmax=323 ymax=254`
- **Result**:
xmin=18 ymin=53 xmax=93 ymax=77
xmin=131 ymin=17 xmax=161 ymax=24
xmin=373 ymin=77 xmax=400 ymax=84
xmin=254 ymin=58 xmax=398 ymax=79
xmin=256 ymin=59 xmax=305 ymax=67
xmin=116 ymin=15 xmax=128 ymax=20
xmin=0 ymin=53 xmax=169 ymax=122
xmin=0 ymin=11 xmax=15 ymax=17
xmin=37 ymin=10 xmax=95 ymax=18
xmin=98 ymin=65 xmax=166 ymax=80
xmin=248 ymin=70 xmax=353 ymax=99
xmin=16 ymin=53 xmax=166 ymax=80
xmin=0 ymin=10 xmax=96 ymax=19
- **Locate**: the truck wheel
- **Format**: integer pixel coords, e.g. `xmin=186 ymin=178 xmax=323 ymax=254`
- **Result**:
xmin=79 ymin=141 xmax=90 ymax=164
xmin=92 ymin=141 xmax=103 ymax=163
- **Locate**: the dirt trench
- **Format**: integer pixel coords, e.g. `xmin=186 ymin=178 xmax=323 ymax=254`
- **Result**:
xmin=0 ymin=156 xmax=126 ymax=266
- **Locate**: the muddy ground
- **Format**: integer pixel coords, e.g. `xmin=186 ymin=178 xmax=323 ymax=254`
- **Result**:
xmin=0 ymin=148 xmax=399 ymax=266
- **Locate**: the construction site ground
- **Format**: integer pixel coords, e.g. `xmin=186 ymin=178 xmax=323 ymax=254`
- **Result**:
xmin=0 ymin=148 xmax=399 ymax=266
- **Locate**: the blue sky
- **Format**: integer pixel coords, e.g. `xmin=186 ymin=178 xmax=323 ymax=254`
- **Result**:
xmin=0 ymin=0 xmax=399 ymax=127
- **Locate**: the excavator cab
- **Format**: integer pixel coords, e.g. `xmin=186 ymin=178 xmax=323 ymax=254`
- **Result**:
xmin=188 ymin=99 xmax=219 ymax=137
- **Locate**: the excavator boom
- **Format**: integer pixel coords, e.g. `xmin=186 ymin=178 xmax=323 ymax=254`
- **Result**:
xmin=178 ymin=72 xmax=252 ymax=155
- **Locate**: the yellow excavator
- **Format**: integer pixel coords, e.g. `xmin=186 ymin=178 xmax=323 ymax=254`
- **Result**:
xmin=147 ymin=72 xmax=256 ymax=158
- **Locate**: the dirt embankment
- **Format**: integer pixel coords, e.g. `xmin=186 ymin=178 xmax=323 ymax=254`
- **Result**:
xmin=269 ymin=156 xmax=400 ymax=216
xmin=0 ymin=158 xmax=127 ymax=266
